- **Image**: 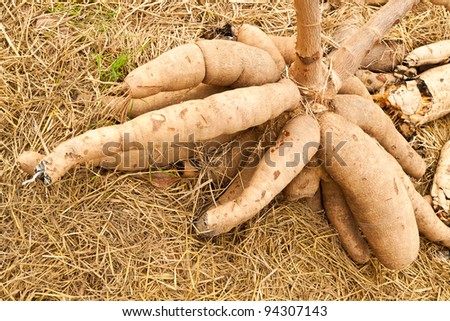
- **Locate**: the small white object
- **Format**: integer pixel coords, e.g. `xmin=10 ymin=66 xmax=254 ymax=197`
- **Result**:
xmin=21 ymin=170 xmax=43 ymax=186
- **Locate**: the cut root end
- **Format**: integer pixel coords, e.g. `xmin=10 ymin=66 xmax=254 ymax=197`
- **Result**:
xmin=21 ymin=162 xmax=51 ymax=186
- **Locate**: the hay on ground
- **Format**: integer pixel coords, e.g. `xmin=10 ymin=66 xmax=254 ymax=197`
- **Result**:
xmin=1 ymin=1 xmax=450 ymax=300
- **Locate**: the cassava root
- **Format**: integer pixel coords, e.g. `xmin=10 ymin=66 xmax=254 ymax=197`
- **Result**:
xmin=35 ymin=79 xmax=300 ymax=185
xmin=125 ymin=40 xmax=281 ymax=98
xmin=321 ymin=176 xmax=371 ymax=264
xmin=332 ymin=94 xmax=426 ymax=179
xmin=196 ymin=114 xmax=320 ymax=236
xmin=319 ymin=112 xmax=420 ymax=270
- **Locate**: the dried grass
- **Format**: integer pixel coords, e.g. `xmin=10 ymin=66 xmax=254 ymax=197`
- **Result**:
xmin=1 ymin=1 xmax=450 ymax=301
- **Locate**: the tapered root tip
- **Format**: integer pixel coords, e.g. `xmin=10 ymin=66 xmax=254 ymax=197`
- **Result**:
xmin=194 ymin=214 xmax=216 ymax=238
xmin=195 ymin=210 xmax=229 ymax=237
xmin=17 ymin=151 xmax=45 ymax=176
xmin=112 ymin=82 xmax=131 ymax=97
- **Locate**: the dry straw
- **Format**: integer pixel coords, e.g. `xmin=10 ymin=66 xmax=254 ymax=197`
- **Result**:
xmin=1 ymin=1 xmax=450 ymax=300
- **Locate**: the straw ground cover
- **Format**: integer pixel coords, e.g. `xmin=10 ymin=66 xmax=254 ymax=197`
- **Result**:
xmin=2 ymin=1 xmax=450 ymax=300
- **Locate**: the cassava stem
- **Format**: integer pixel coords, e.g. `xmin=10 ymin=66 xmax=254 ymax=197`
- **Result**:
xmin=330 ymin=0 xmax=420 ymax=88
xmin=290 ymin=0 xmax=328 ymax=97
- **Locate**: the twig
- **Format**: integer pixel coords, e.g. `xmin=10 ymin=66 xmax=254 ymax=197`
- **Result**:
xmin=0 ymin=23 xmax=20 ymax=56
xmin=32 ymin=117 xmax=50 ymax=155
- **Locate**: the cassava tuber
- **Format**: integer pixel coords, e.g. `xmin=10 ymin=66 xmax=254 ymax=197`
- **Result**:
xmin=125 ymin=40 xmax=281 ymax=98
xmin=196 ymin=115 xmax=320 ymax=237
xmin=332 ymin=94 xmax=426 ymax=178
xmin=34 ymin=79 xmax=301 ymax=185
xmin=321 ymin=176 xmax=371 ymax=264
xmin=319 ymin=112 xmax=419 ymax=270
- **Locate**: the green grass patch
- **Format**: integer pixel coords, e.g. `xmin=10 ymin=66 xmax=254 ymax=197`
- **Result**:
xmin=47 ymin=2 xmax=82 ymax=16
xmin=95 ymin=51 xmax=134 ymax=84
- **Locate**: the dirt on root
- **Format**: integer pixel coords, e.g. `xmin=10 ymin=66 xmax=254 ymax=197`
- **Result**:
xmin=1 ymin=1 xmax=450 ymax=301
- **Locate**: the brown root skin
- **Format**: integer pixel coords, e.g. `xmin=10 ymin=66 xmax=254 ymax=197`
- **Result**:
xmin=319 ymin=112 xmax=419 ymax=270
xmin=270 ymin=36 xmax=404 ymax=73
xmin=125 ymin=43 xmax=205 ymax=98
xmin=428 ymin=1 xmax=450 ymax=11
xmin=124 ymin=40 xmax=280 ymax=98
xmin=354 ymin=70 xmax=396 ymax=93
xmin=382 ymin=146 xmax=450 ymax=248
xmin=305 ymin=187 xmax=323 ymax=213
xmin=196 ymin=114 xmax=320 ymax=237
xmin=282 ymin=158 xmax=323 ymax=202
xmin=100 ymin=132 xmax=240 ymax=171
xmin=268 ymin=35 xmax=296 ymax=66
xmin=18 ymin=132 xmax=239 ymax=181
xmin=403 ymin=38 xmax=450 ymax=67
xmin=431 ymin=140 xmax=450 ymax=213
xmin=330 ymin=0 xmax=420 ymax=86
xmin=338 ymin=76 xmax=372 ymax=100
xmin=94 ymin=149 xmax=186 ymax=171
xmin=332 ymin=94 xmax=426 ymax=179
xmin=423 ymin=194 xmax=433 ymax=206
xmin=332 ymin=17 xmax=405 ymax=72
xmin=406 ymin=184 xmax=450 ymax=248
xmin=234 ymin=24 xmax=286 ymax=73
xmin=321 ymin=177 xmax=371 ymax=264
xmin=35 ymin=79 xmax=300 ymax=185
xmin=17 ymin=151 xmax=45 ymax=175
xmin=359 ymin=41 xmax=405 ymax=72
xmin=19 ymin=150 xmax=158 ymax=173
xmin=196 ymin=40 xmax=280 ymax=88
xmin=102 ymin=84 xmax=228 ymax=119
